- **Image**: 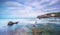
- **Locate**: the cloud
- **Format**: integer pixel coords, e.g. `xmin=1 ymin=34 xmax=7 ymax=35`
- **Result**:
xmin=19 ymin=0 xmax=60 ymax=12
xmin=4 ymin=1 xmax=24 ymax=7
xmin=0 ymin=0 xmax=60 ymax=18
xmin=1 ymin=7 xmax=44 ymax=18
xmin=49 ymin=0 xmax=58 ymax=5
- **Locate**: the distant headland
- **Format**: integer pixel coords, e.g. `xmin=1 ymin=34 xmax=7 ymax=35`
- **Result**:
xmin=37 ymin=12 xmax=60 ymax=19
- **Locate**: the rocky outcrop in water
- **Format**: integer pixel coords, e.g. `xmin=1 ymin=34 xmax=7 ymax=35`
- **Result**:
xmin=8 ymin=21 xmax=18 ymax=26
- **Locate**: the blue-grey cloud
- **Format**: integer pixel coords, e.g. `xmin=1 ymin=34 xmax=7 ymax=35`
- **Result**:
xmin=0 ymin=0 xmax=60 ymax=18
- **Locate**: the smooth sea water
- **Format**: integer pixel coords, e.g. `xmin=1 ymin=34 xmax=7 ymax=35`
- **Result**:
xmin=0 ymin=18 xmax=60 ymax=35
xmin=0 ymin=18 xmax=36 ymax=35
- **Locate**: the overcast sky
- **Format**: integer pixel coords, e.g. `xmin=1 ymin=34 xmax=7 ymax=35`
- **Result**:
xmin=0 ymin=0 xmax=60 ymax=18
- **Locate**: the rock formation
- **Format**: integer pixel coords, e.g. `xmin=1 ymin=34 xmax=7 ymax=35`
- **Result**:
xmin=8 ymin=21 xmax=18 ymax=26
